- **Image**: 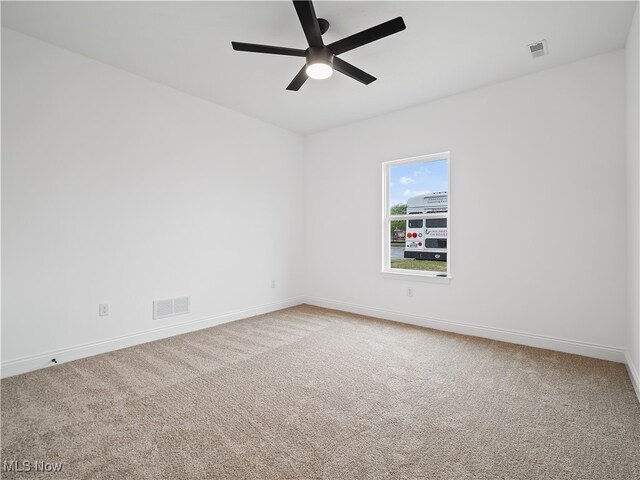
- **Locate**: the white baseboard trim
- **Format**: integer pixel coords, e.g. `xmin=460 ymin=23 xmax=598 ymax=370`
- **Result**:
xmin=303 ymin=296 xmax=627 ymax=363
xmin=1 ymin=297 xmax=305 ymax=379
xmin=624 ymin=351 xmax=640 ymax=403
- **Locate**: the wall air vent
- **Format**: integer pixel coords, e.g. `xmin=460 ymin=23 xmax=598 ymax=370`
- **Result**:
xmin=528 ymin=39 xmax=548 ymax=59
xmin=153 ymin=296 xmax=191 ymax=320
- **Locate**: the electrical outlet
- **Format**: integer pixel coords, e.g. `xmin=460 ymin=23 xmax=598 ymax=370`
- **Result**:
xmin=407 ymin=287 xmax=413 ymax=298
xmin=99 ymin=303 xmax=110 ymax=316
xmin=270 ymin=280 xmax=276 ymax=289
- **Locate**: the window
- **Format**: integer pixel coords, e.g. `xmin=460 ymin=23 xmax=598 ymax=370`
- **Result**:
xmin=382 ymin=152 xmax=450 ymax=278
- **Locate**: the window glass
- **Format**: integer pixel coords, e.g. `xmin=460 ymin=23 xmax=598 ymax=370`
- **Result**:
xmin=425 ymin=218 xmax=447 ymax=228
xmin=384 ymin=155 xmax=449 ymax=276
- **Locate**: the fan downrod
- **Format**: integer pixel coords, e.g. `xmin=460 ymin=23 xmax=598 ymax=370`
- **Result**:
xmin=318 ymin=18 xmax=330 ymax=35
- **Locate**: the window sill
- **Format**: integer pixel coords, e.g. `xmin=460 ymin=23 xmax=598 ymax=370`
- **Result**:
xmin=381 ymin=269 xmax=452 ymax=284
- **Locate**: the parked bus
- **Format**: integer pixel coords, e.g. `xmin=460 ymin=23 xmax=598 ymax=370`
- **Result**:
xmin=404 ymin=192 xmax=448 ymax=261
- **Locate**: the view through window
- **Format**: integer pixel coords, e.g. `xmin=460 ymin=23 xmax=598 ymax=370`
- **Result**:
xmin=383 ymin=153 xmax=449 ymax=276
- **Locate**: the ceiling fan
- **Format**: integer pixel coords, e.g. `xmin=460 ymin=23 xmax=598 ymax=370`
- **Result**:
xmin=231 ymin=0 xmax=406 ymax=91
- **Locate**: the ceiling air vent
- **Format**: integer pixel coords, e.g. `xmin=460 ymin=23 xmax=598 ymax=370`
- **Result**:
xmin=528 ymin=39 xmax=548 ymax=59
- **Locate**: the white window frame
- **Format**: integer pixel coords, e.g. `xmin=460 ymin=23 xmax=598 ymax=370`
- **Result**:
xmin=382 ymin=152 xmax=451 ymax=281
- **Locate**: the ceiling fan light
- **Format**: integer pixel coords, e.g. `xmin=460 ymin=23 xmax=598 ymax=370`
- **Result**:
xmin=306 ymin=62 xmax=333 ymax=80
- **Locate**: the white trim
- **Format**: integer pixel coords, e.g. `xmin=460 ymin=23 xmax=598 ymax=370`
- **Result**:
xmin=0 ymin=297 xmax=305 ymax=379
xmin=382 ymin=151 xmax=451 ymax=168
xmin=380 ymin=271 xmax=452 ymax=283
xmin=624 ymin=351 xmax=640 ymax=403
xmin=382 ymin=152 xmax=451 ymax=279
xmin=303 ymin=296 xmax=626 ymax=363
xmin=387 ymin=213 xmax=448 ymax=221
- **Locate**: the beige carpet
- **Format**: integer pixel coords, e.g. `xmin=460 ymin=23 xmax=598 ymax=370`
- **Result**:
xmin=1 ymin=305 xmax=639 ymax=479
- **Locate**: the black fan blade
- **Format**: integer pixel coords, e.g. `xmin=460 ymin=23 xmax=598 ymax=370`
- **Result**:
xmin=328 ymin=17 xmax=406 ymax=55
xmin=332 ymin=57 xmax=376 ymax=85
xmin=286 ymin=65 xmax=309 ymax=91
xmin=293 ymin=1 xmax=324 ymax=48
xmin=232 ymin=42 xmax=306 ymax=57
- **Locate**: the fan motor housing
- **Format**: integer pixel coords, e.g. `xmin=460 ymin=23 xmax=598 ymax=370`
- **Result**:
xmin=306 ymin=46 xmax=334 ymax=67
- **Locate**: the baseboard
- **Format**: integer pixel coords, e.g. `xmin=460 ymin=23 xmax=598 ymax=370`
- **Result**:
xmin=624 ymin=351 xmax=640 ymax=403
xmin=303 ymin=296 xmax=627 ymax=363
xmin=5 ymin=295 xmax=636 ymax=402
xmin=0 ymin=297 xmax=305 ymax=379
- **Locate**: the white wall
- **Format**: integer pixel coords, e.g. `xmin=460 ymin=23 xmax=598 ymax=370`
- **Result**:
xmin=1 ymin=29 xmax=305 ymax=375
xmin=1 ymin=26 xmax=635 ymax=379
xmin=305 ymin=51 xmax=628 ymax=360
xmin=626 ymin=6 xmax=640 ymax=383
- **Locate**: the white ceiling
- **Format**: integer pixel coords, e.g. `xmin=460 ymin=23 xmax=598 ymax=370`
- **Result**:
xmin=2 ymin=1 xmax=636 ymax=135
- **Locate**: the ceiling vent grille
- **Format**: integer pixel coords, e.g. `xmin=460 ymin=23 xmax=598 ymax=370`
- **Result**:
xmin=153 ymin=296 xmax=191 ymax=320
xmin=528 ymin=39 xmax=548 ymax=59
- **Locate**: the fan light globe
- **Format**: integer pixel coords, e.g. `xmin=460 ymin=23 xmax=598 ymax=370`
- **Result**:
xmin=306 ymin=62 xmax=333 ymax=80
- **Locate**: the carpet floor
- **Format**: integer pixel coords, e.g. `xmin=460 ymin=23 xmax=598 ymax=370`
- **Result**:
xmin=1 ymin=305 xmax=639 ymax=479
